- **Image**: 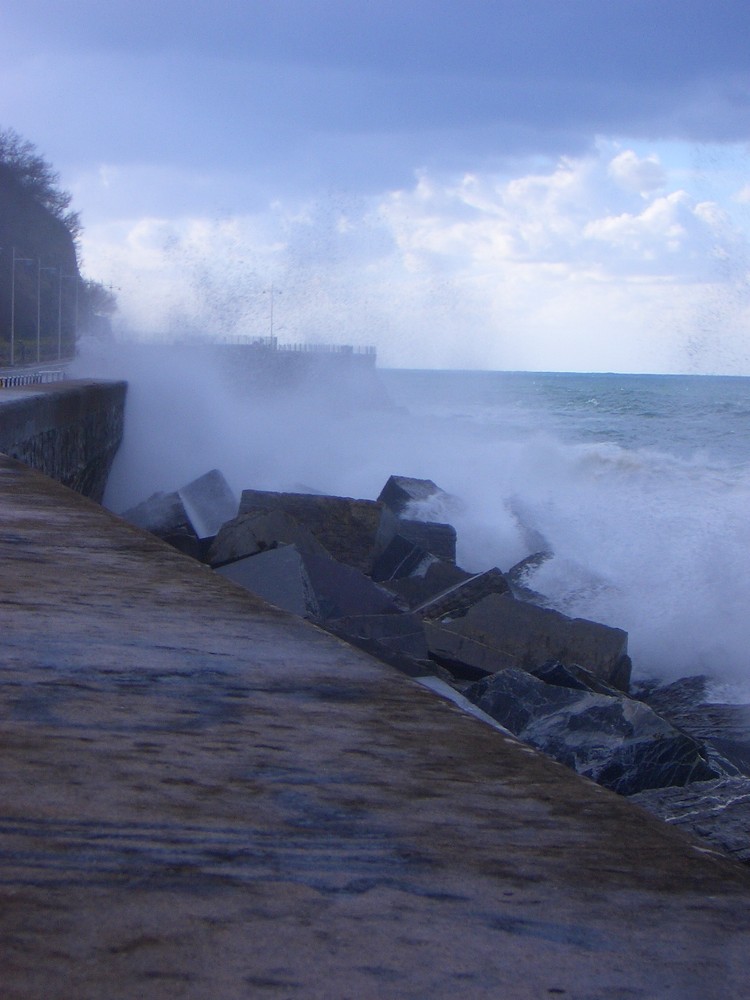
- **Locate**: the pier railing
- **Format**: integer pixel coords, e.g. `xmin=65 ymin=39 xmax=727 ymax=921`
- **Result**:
xmin=0 ymin=370 xmax=66 ymax=389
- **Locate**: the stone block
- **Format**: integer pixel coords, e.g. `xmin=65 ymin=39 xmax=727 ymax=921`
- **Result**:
xmin=425 ymin=592 xmax=631 ymax=690
xmin=377 ymin=475 xmax=449 ymax=515
xmin=217 ymin=544 xmax=400 ymax=621
xmin=326 ymin=612 xmax=429 ymax=661
xmin=382 ymin=559 xmax=473 ymax=609
xmin=465 ymin=667 xmax=726 ymax=795
xmin=239 ymin=489 xmax=383 ymax=574
xmin=122 ymin=489 xmax=192 ymax=537
xmin=178 ymin=469 xmax=238 ymax=539
xmin=209 ymin=510 xmax=330 ymax=568
xmin=416 ymin=567 xmax=511 ymax=620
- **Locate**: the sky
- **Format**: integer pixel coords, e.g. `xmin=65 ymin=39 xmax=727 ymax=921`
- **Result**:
xmin=1 ymin=0 xmax=750 ymax=372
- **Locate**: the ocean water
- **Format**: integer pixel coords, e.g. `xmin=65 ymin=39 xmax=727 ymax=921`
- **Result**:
xmin=378 ymin=370 xmax=750 ymax=696
xmin=79 ymin=340 xmax=749 ymax=698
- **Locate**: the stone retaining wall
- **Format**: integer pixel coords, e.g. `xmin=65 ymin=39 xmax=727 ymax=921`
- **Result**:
xmin=0 ymin=378 xmax=126 ymax=502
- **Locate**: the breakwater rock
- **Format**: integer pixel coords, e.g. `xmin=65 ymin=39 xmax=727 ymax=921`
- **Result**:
xmin=122 ymin=470 xmax=750 ymax=860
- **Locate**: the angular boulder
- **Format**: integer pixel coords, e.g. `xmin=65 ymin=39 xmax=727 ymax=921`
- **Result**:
xmin=325 ymin=612 xmax=431 ymax=673
xmin=425 ymin=591 xmax=631 ymax=690
xmin=217 ymin=544 xmax=400 ymax=621
xmin=416 ymin=567 xmax=511 ymax=620
xmin=178 ymin=469 xmax=238 ymax=539
xmin=121 ymin=469 xmax=237 ymax=548
xmin=238 ymin=490 xmax=383 ymax=574
xmin=377 ymin=475 xmax=450 ymax=515
xmin=381 ymin=559 xmax=474 ymax=610
xmin=631 ymin=776 xmax=750 ymax=863
xmin=464 ymin=667 xmax=727 ymax=796
xmin=209 ymin=510 xmax=330 ymax=568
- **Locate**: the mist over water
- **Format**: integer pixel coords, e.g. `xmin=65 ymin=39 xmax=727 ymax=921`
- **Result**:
xmin=73 ymin=342 xmax=750 ymax=698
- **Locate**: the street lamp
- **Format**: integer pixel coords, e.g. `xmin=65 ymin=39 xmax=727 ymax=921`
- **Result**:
xmin=11 ymin=247 xmax=34 ymax=366
xmin=59 ymin=273 xmax=79 ymax=361
xmin=37 ymin=261 xmax=58 ymax=363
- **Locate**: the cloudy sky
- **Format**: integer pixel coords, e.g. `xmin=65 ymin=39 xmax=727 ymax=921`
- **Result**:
xmin=2 ymin=0 xmax=750 ymax=372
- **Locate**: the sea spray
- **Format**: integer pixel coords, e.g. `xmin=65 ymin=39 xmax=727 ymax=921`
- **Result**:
xmin=71 ymin=342 xmax=750 ymax=694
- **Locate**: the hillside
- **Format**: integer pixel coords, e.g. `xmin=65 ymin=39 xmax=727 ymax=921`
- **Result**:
xmin=0 ymin=129 xmax=113 ymax=365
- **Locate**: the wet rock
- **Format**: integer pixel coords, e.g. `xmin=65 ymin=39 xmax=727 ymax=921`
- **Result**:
xmin=371 ymin=534 xmax=432 ymax=582
xmin=377 ymin=475 xmax=450 ymax=515
xmin=121 ymin=469 xmax=237 ymax=551
xmin=178 ymin=469 xmax=238 ymax=539
xmin=217 ymin=544 xmax=400 ymax=621
xmin=325 ymin=612 xmax=431 ymax=676
xmin=122 ymin=489 xmax=192 ymax=537
xmin=636 ymin=675 xmax=750 ymax=777
xmin=381 ymin=559 xmax=474 ymax=610
xmin=416 ymin=567 xmax=511 ymax=620
xmin=528 ymin=660 xmax=626 ymax=698
xmin=238 ymin=490 xmax=383 ymax=574
xmin=425 ymin=592 xmax=631 ymax=690
xmin=371 ymin=507 xmax=457 ymax=582
xmin=630 ymin=777 xmax=750 ymax=863
xmin=506 ymin=551 xmax=553 ymax=603
xmin=465 ymin=668 xmax=726 ymax=795
xmin=209 ymin=510 xmax=330 ymax=568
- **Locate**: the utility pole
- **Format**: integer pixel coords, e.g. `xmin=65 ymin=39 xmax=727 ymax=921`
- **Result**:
xmin=11 ymin=248 xmax=34 ymax=367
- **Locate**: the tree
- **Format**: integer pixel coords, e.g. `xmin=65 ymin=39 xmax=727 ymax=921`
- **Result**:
xmin=0 ymin=128 xmax=81 ymax=254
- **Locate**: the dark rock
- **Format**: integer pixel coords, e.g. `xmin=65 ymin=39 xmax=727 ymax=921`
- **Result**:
xmin=381 ymin=559 xmax=474 ymax=609
xmin=377 ymin=475 xmax=450 ymax=515
xmin=465 ymin=668 xmax=726 ymax=795
xmin=416 ymin=567 xmax=511 ymax=620
xmin=238 ymin=490 xmax=383 ymax=574
xmin=325 ymin=612 xmax=429 ymax=662
xmin=122 ymin=489 xmax=194 ymax=537
xmin=217 ymin=545 xmax=320 ymax=617
xmin=636 ymin=675 xmax=750 ymax=777
xmin=370 ymin=507 xmax=457 ymax=582
xmin=425 ymin=592 xmax=631 ymax=690
xmin=631 ymin=777 xmax=750 ymax=863
xmin=397 ymin=518 xmax=457 ymax=563
xmin=178 ymin=469 xmax=238 ymax=539
xmin=122 ymin=469 xmax=237 ymax=547
xmin=528 ymin=660 xmax=626 ymax=698
xmin=506 ymin=550 xmax=553 ymax=603
xmin=209 ymin=510 xmax=330 ymax=568
xmin=217 ymin=544 xmax=400 ymax=621
xmin=371 ymin=534 xmax=431 ymax=582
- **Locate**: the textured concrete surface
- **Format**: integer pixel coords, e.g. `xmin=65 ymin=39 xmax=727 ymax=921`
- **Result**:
xmin=0 ymin=379 xmax=126 ymax=500
xmin=1 ymin=454 xmax=750 ymax=999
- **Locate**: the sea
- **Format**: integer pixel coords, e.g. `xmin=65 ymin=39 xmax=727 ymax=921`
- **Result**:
xmin=376 ymin=369 xmax=750 ymax=698
xmin=80 ymin=341 xmax=750 ymax=700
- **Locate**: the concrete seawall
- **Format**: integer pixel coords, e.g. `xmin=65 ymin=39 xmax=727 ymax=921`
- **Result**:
xmin=0 ymin=378 xmax=126 ymax=501
xmin=1 ymin=451 xmax=750 ymax=997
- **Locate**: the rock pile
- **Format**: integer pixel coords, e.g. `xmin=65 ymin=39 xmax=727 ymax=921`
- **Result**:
xmin=122 ymin=470 xmax=750 ymax=862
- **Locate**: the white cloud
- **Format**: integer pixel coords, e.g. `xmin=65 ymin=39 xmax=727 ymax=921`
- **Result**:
xmin=608 ymin=150 xmax=666 ymax=195
xmin=80 ymin=145 xmax=750 ymax=374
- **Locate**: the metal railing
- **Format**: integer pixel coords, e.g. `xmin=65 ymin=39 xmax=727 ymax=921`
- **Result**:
xmin=0 ymin=370 xmax=66 ymax=389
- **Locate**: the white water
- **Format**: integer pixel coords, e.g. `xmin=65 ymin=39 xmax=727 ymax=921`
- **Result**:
xmin=72 ymin=342 xmax=750 ymax=696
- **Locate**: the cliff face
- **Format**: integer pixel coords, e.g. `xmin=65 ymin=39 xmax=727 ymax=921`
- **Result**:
xmin=0 ymin=165 xmax=80 ymax=365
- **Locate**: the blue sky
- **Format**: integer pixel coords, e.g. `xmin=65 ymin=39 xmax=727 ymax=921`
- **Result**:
xmin=2 ymin=1 xmax=749 ymax=371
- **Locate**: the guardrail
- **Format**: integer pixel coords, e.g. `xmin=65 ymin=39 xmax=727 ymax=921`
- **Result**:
xmin=0 ymin=370 xmax=66 ymax=389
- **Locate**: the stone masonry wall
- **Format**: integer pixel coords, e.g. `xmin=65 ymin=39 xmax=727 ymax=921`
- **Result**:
xmin=0 ymin=379 xmax=126 ymax=502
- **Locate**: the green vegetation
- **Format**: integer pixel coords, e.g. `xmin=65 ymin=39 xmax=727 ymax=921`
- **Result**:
xmin=0 ymin=128 xmax=116 ymax=366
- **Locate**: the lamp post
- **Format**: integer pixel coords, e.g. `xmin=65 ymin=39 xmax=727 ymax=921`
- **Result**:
xmin=37 ymin=261 xmax=58 ymax=363
xmin=11 ymin=248 xmax=34 ymax=366
xmin=59 ymin=273 xmax=79 ymax=361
